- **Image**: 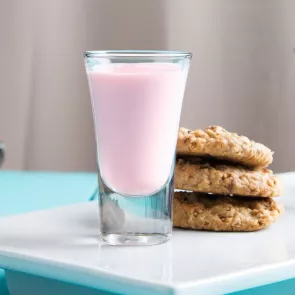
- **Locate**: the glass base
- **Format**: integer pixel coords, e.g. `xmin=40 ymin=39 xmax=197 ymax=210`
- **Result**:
xmin=100 ymin=233 xmax=170 ymax=246
xmin=98 ymin=174 xmax=174 ymax=246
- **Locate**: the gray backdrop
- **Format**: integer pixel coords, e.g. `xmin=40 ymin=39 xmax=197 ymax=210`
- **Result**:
xmin=0 ymin=0 xmax=294 ymax=172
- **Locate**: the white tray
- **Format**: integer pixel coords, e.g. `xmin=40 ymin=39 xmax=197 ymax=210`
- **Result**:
xmin=0 ymin=173 xmax=294 ymax=295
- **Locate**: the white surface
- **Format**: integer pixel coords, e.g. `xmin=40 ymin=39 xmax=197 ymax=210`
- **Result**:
xmin=0 ymin=172 xmax=294 ymax=295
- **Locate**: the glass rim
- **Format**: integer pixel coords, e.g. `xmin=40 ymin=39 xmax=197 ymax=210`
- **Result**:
xmin=84 ymin=50 xmax=192 ymax=58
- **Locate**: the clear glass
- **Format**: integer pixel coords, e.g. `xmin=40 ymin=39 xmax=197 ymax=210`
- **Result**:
xmin=84 ymin=50 xmax=192 ymax=246
xmin=0 ymin=141 xmax=4 ymax=168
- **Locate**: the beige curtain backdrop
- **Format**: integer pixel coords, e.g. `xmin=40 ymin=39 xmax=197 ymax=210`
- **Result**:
xmin=0 ymin=0 xmax=294 ymax=172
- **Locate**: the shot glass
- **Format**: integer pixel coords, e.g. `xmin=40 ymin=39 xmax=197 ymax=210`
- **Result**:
xmin=84 ymin=50 xmax=192 ymax=246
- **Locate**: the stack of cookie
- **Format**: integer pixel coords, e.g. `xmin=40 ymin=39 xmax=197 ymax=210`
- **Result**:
xmin=173 ymin=126 xmax=283 ymax=232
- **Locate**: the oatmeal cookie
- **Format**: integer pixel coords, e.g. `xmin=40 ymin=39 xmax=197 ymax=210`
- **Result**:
xmin=173 ymin=192 xmax=283 ymax=231
xmin=177 ymin=126 xmax=273 ymax=167
xmin=174 ymin=158 xmax=282 ymax=197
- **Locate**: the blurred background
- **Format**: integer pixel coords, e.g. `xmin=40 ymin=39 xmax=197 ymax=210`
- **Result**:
xmin=0 ymin=0 xmax=294 ymax=173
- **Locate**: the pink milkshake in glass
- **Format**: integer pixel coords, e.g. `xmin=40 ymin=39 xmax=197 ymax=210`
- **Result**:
xmin=84 ymin=51 xmax=192 ymax=246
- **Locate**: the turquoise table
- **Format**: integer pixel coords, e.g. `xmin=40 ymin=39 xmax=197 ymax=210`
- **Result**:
xmin=0 ymin=171 xmax=97 ymax=295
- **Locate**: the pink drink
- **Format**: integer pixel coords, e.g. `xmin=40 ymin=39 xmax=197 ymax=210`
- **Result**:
xmin=87 ymin=63 xmax=186 ymax=196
